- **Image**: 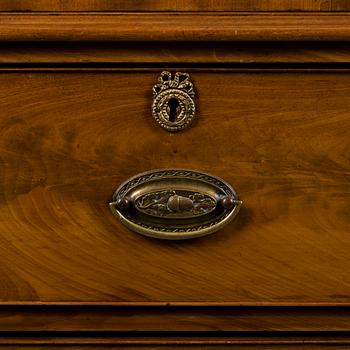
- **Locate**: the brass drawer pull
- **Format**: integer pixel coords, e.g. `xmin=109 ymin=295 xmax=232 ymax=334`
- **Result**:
xmin=109 ymin=169 xmax=242 ymax=240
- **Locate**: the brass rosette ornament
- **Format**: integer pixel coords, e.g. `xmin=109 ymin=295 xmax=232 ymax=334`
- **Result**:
xmin=152 ymin=71 xmax=195 ymax=132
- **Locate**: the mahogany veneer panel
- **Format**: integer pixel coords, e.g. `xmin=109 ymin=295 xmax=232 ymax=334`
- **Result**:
xmin=0 ymin=70 xmax=349 ymax=304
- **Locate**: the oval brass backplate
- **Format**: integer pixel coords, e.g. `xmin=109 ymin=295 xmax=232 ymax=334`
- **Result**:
xmin=109 ymin=169 xmax=242 ymax=240
xmin=152 ymin=71 xmax=195 ymax=132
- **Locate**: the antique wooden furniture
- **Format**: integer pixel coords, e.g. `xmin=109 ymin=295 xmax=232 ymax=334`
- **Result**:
xmin=0 ymin=1 xmax=350 ymax=349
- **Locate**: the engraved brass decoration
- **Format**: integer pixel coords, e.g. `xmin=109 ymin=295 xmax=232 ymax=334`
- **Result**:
xmin=135 ymin=190 xmax=216 ymax=218
xmin=152 ymin=71 xmax=195 ymax=132
xmin=109 ymin=169 xmax=242 ymax=240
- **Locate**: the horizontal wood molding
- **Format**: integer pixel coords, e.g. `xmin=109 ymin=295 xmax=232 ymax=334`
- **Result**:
xmin=1 ymin=13 xmax=350 ymax=42
xmin=1 ymin=336 xmax=350 ymax=347
xmin=2 ymin=338 xmax=350 ymax=350
xmin=0 ymin=305 xmax=350 ymax=332
xmin=0 ymin=0 xmax=334 ymax=12
xmin=1 ymin=42 xmax=350 ymax=64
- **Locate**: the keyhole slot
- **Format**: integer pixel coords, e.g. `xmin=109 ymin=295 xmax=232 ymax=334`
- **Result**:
xmin=167 ymin=98 xmax=180 ymax=122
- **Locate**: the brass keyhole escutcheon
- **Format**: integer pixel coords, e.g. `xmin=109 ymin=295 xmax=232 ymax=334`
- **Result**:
xmin=152 ymin=71 xmax=195 ymax=132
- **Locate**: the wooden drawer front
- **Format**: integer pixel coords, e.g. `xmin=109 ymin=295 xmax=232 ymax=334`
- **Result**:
xmin=0 ymin=69 xmax=349 ymax=305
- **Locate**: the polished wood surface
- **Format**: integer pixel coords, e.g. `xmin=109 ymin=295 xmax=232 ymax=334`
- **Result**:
xmin=1 ymin=13 xmax=350 ymax=42
xmin=0 ymin=70 xmax=349 ymax=306
xmin=0 ymin=0 xmax=335 ymax=12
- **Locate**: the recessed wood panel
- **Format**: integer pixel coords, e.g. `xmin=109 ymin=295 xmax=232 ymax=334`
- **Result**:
xmin=0 ymin=70 xmax=349 ymax=304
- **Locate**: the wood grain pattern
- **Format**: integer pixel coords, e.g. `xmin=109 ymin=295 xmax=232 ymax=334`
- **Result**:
xmin=0 ymin=0 xmax=332 ymax=12
xmin=2 ymin=42 xmax=350 ymax=64
xmin=1 ymin=13 xmax=350 ymax=42
xmin=0 ymin=1 xmax=349 ymax=341
xmin=0 ymin=70 xmax=349 ymax=306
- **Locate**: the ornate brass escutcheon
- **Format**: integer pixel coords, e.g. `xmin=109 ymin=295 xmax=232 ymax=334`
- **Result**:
xmin=109 ymin=169 xmax=242 ymax=240
xmin=152 ymin=71 xmax=195 ymax=132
